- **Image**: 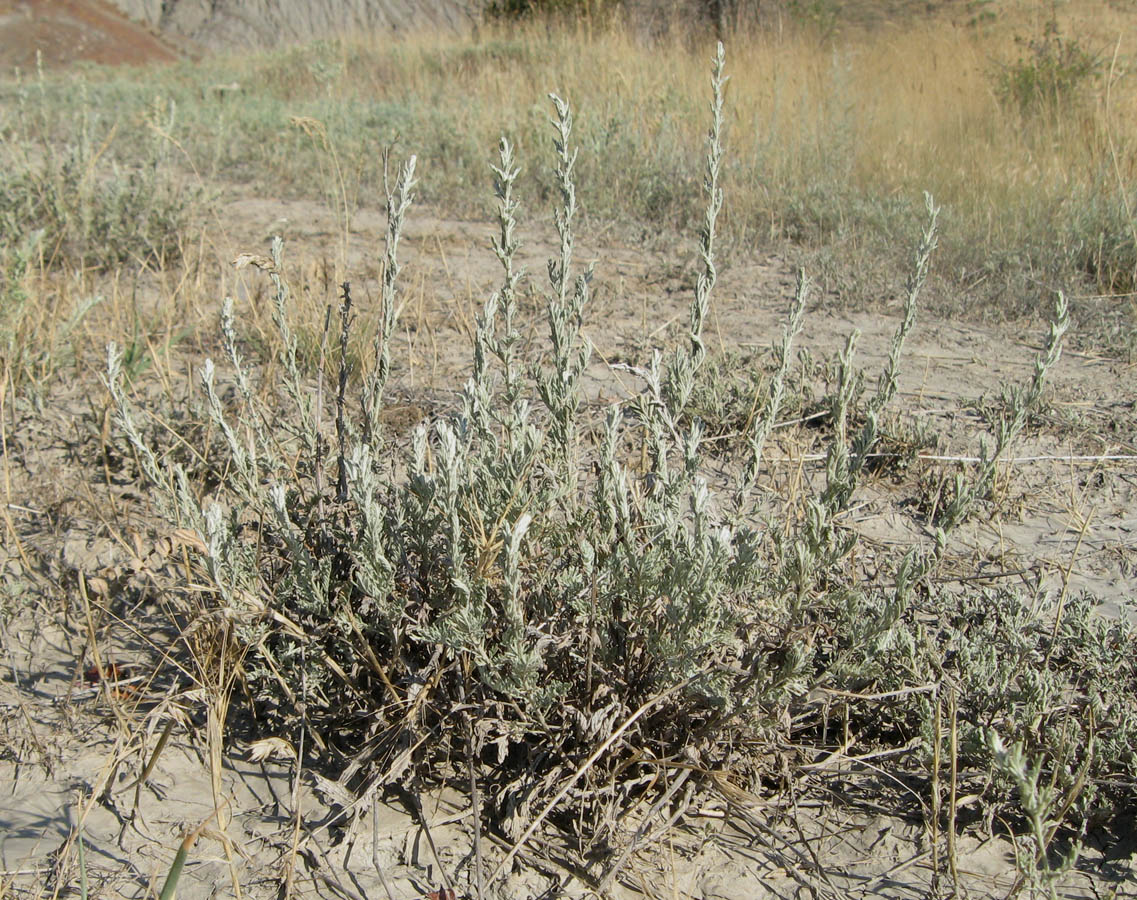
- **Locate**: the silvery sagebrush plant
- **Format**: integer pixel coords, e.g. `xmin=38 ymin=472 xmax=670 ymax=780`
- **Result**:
xmin=987 ymin=728 xmax=1089 ymax=900
xmin=103 ymin=37 xmax=929 ymax=827
xmin=938 ymin=292 xmax=1070 ymax=531
xmin=102 ymin=44 xmax=768 ymax=836
xmin=104 ymin=37 xmax=1125 ymax=878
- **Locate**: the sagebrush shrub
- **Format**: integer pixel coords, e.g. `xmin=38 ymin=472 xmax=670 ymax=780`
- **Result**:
xmin=108 ymin=42 xmax=1127 ymax=884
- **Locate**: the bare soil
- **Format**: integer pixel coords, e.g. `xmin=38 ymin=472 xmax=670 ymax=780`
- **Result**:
xmin=0 ymin=0 xmax=181 ymax=68
xmin=1 ymin=180 xmax=1135 ymax=897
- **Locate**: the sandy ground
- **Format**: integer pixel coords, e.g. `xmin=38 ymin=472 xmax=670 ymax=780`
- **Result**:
xmin=1 ymin=182 xmax=1134 ymax=897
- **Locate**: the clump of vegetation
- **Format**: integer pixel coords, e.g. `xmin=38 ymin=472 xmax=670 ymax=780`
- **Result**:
xmin=107 ymin=43 xmax=1130 ymax=894
xmin=0 ymin=230 xmax=38 ymax=363
xmin=995 ymin=18 xmax=1102 ymax=117
xmin=0 ymin=75 xmax=195 ymax=273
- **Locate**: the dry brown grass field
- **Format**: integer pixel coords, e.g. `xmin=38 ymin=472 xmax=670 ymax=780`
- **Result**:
xmin=0 ymin=2 xmax=1135 ymax=898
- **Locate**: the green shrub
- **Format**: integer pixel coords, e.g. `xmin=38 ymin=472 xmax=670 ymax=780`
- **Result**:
xmin=995 ymin=19 xmax=1101 ymax=116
